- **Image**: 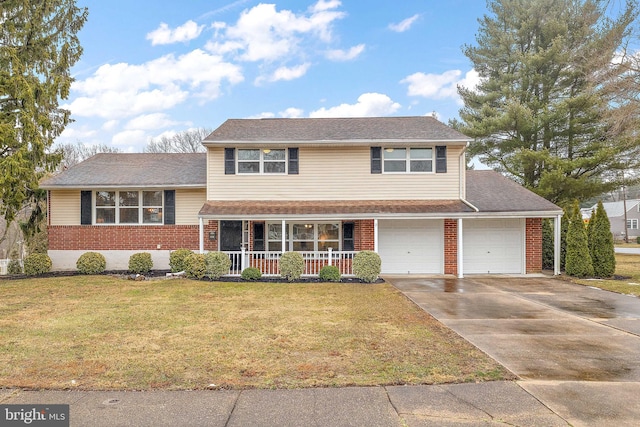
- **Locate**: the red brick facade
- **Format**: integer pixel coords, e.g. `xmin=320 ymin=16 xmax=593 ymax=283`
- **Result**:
xmin=444 ymin=219 xmax=458 ymax=275
xmin=525 ymin=218 xmax=543 ymax=273
xmin=354 ymin=219 xmax=375 ymax=251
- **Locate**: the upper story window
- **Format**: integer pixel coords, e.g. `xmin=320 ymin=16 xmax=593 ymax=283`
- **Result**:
xmin=95 ymin=190 xmax=163 ymax=224
xmin=627 ymin=219 xmax=638 ymax=230
xmin=383 ymin=147 xmax=433 ymax=173
xmin=238 ymin=148 xmax=286 ymax=174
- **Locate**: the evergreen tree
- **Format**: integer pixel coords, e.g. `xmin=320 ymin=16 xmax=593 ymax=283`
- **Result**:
xmin=542 ymin=219 xmax=554 ymax=270
xmin=457 ymin=0 xmax=639 ymax=205
xmin=560 ymin=207 xmax=570 ymax=271
xmin=0 ymin=1 xmax=88 ymax=238
xmin=565 ymin=201 xmax=594 ymax=277
xmin=589 ymin=201 xmax=616 ymax=277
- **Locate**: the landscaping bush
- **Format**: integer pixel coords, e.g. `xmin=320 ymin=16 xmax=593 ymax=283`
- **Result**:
xmin=353 ymin=250 xmax=381 ymax=283
xmin=319 ymin=265 xmax=341 ymax=282
xmin=241 ymin=267 xmax=262 ymax=280
xmin=128 ymin=252 xmax=153 ymax=274
xmin=589 ymin=201 xmax=615 ymax=277
xmin=542 ymin=219 xmax=554 ymax=270
xmin=76 ymin=252 xmax=107 ymax=275
xmin=279 ymin=251 xmax=304 ymax=281
xmin=7 ymin=260 xmax=22 ymax=275
xmin=169 ymin=248 xmax=193 ymax=273
xmin=205 ymin=251 xmax=232 ymax=279
xmin=565 ymin=201 xmax=594 ymax=277
xmin=23 ymin=253 xmax=52 ymax=276
xmin=637 ymin=236 xmax=640 ymax=244
xmin=185 ymin=253 xmax=206 ymax=279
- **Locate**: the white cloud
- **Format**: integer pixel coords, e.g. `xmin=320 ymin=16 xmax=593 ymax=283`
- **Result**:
xmin=257 ymin=63 xmax=311 ymax=84
xmin=279 ymin=107 xmax=304 ymax=118
xmin=401 ymin=69 xmax=481 ymax=105
xmin=389 ymin=14 xmax=420 ymax=33
xmin=146 ymin=20 xmax=204 ymax=45
xmin=325 ymin=44 xmax=365 ymax=61
xmin=310 ymin=93 xmax=401 ymax=117
xmin=205 ymin=1 xmax=346 ymax=62
xmin=112 ymin=130 xmax=147 ymax=147
xmin=102 ymin=120 xmax=119 ymax=131
xmin=64 ymin=49 xmax=244 ymax=119
xmin=125 ymin=113 xmax=180 ymax=130
xmin=246 ymin=112 xmax=276 ymax=119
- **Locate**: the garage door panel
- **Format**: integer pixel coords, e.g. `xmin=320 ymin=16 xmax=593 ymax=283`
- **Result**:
xmin=379 ymin=220 xmax=443 ymax=274
xmin=463 ymin=219 xmax=523 ymax=274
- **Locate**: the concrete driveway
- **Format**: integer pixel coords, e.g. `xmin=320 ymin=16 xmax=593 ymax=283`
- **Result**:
xmin=386 ymin=275 xmax=640 ymax=427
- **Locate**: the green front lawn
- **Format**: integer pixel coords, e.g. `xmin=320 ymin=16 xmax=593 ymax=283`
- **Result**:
xmin=0 ymin=276 xmax=510 ymax=390
xmin=570 ymin=253 xmax=640 ymax=296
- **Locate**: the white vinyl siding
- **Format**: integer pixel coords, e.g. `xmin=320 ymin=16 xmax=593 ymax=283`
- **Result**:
xmin=463 ymin=219 xmax=524 ymax=274
xmin=207 ymin=146 xmax=462 ymax=201
xmin=49 ymin=190 xmax=81 ymax=225
xmin=175 ymin=189 xmax=206 ymax=225
xmin=378 ymin=219 xmax=444 ymax=274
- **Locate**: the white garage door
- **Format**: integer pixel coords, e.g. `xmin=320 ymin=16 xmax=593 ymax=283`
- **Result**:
xmin=463 ymin=219 xmax=524 ymax=274
xmin=378 ymin=219 xmax=443 ymax=274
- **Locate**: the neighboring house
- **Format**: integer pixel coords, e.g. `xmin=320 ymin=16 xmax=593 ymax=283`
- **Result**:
xmin=584 ymin=199 xmax=640 ymax=242
xmin=40 ymin=116 xmax=563 ymax=277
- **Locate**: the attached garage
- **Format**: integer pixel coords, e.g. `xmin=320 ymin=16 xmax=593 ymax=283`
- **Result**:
xmin=378 ymin=219 xmax=443 ymax=274
xmin=463 ymin=218 xmax=524 ymax=274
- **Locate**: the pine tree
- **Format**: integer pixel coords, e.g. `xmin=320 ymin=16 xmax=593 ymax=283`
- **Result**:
xmin=565 ymin=201 xmax=594 ymax=277
xmin=457 ymin=0 xmax=639 ymax=205
xmin=589 ymin=201 xmax=616 ymax=277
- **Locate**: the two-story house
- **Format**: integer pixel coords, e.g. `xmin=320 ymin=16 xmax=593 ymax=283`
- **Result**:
xmin=41 ymin=116 xmax=562 ymax=277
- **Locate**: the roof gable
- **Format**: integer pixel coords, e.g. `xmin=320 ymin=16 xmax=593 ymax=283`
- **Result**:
xmin=203 ymin=116 xmax=471 ymax=144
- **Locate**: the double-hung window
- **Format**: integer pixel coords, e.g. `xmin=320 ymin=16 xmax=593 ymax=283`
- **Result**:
xmin=94 ymin=190 xmax=163 ymax=224
xmin=265 ymin=222 xmax=341 ymax=251
xmin=383 ymin=147 xmax=433 ymax=173
xmin=237 ymin=149 xmax=286 ymax=174
xmin=627 ymin=219 xmax=638 ymax=230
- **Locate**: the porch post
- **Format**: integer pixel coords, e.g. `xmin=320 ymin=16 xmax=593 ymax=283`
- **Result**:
xmin=199 ymin=217 xmax=204 ymax=254
xmin=554 ymin=214 xmax=561 ymax=275
xmin=374 ymin=219 xmax=379 ymax=253
xmin=457 ymin=218 xmax=464 ymax=278
xmin=281 ymin=220 xmax=286 ymax=253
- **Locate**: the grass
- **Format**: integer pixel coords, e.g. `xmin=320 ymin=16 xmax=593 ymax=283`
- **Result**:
xmin=569 ymin=253 xmax=640 ymax=296
xmin=0 ymin=276 xmax=510 ymax=390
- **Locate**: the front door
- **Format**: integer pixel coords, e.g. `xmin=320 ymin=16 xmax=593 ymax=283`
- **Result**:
xmin=220 ymin=221 xmax=243 ymax=251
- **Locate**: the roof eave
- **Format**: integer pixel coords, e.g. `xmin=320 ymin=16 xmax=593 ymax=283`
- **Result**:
xmin=202 ymin=138 xmax=471 ymax=147
xmin=41 ymin=184 xmax=206 ymax=190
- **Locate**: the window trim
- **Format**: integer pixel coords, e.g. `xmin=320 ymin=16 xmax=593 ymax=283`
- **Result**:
xmin=627 ymin=219 xmax=638 ymax=230
xmin=382 ymin=147 xmax=434 ymax=174
xmin=93 ymin=190 xmax=165 ymax=225
xmin=265 ymin=221 xmax=343 ymax=252
xmin=237 ymin=148 xmax=287 ymax=175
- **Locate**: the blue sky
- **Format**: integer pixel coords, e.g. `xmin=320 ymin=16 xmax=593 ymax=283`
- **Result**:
xmin=59 ymin=0 xmax=488 ymax=152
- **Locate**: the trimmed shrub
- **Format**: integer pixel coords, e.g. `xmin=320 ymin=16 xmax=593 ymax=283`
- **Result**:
xmin=205 ymin=251 xmax=232 ymax=279
xmin=589 ymin=201 xmax=615 ymax=277
xmin=76 ymin=252 xmax=107 ymax=274
xmin=279 ymin=251 xmax=304 ymax=281
xmin=129 ymin=252 xmax=153 ymax=274
xmin=565 ymin=201 xmax=594 ymax=277
xmin=23 ymin=253 xmax=52 ymax=276
xmin=637 ymin=236 xmax=640 ymax=245
xmin=319 ymin=265 xmax=341 ymax=282
xmin=560 ymin=206 xmax=569 ymax=271
xmin=169 ymin=248 xmax=193 ymax=273
xmin=7 ymin=260 xmax=22 ymax=275
xmin=542 ymin=218 xmax=554 ymax=270
xmin=185 ymin=253 xmax=207 ymax=279
xmin=241 ymin=267 xmax=262 ymax=281
xmin=353 ymin=250 xmax=381 ymax=283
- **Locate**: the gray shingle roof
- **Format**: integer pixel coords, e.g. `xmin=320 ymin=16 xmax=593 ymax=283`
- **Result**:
xmin=203 ymin=116 xmax=471 ymax=143
xmin=39 ymin=153 xmax=206 ymax=189
xmin=466 ymin=170 xmax=561 ymax=214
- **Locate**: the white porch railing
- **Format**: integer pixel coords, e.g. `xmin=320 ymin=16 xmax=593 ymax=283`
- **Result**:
xmin=223 ymin=248 xmax=358 ymax=277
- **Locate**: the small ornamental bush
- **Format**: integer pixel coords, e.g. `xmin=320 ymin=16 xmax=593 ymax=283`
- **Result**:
xmin=205 ymin=251 xmax=232 ymax=279
xmin=7 ymin=260 xmax=22 ymax=275
xmin=185 ymin=253 xmax=207 ymax=279
xmin=23 ymin=253 xmax=52 ymax=276
xmin=169 ymin=248 xmax=193 ymax=273
xmin=565 ymin=201 xmax=594 ymax=278
xmin=353 ymin=250 xmax=381 ymax=283
xmin=319 ymin=265 xmax=341 ymax=282
xmin=76 ymin=252 xmax=107 ymax=274
xmin=589 ymin=201 xmax=615 ymax=278
xmin=637 ymin=236 xmax=640 ymax=245
xmin=241 ymin=267 xmax=262 ymax=281
xmin=128 ymin=252 xmax=153 ymax=274
xmin=279 ymin=251 xmax=304 ymax=281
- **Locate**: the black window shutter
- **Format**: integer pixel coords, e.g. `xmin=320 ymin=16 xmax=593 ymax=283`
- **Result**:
xmin=80 ymin=191 xmax=92 ymax=225
xmin=288 ymin=148 xmax=299 ymax=175
xmin=164 ymin=190 xmax=175 ymax=225
xmin=224 ymin=148 xmax=235 ymax=175
xmin=253 ymin=222 xmax=265 ymax=251
xmin=435 ymin=146 xmax=447 ymax=173
xmin=342 ymin=222 xmax=355 ymax=251
xmin=371 ymin=147 xmax=382 ymax=174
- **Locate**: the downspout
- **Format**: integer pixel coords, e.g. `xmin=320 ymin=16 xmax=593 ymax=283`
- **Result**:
xmin=199 ymin=217 xmax=204 ymax=254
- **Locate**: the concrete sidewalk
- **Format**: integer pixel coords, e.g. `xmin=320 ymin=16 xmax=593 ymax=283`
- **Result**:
xmin=1 ymin=381 xmax=567 ymax=426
